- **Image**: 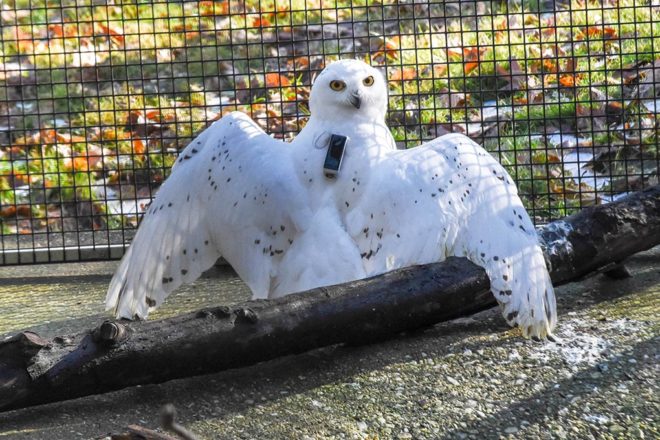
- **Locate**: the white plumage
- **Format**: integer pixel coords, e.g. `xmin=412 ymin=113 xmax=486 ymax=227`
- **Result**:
xmin=106 ymin=59 xmax=556 ymax=339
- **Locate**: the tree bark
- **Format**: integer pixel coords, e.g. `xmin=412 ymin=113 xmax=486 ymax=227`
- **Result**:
xmin=1 ymin=185 xmax=658 ymax=412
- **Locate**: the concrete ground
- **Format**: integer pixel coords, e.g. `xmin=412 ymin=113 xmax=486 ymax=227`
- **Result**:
xmin=0 ymin=247 xmax=658 ymax=440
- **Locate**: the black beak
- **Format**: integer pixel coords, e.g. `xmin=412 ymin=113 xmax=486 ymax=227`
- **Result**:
xmin=349 ymin=92 xmax=361 ymax=109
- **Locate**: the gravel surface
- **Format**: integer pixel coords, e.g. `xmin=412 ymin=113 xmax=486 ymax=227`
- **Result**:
xmin=0 ymin=247 xmax=657 ymax=440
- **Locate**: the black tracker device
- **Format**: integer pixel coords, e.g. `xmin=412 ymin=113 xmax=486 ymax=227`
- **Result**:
xmin=323 ymin=134 xmax=348 ymax=178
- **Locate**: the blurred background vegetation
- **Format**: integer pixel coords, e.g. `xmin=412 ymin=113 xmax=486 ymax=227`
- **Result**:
xmin=0 ymin=0 xmax=658 ymax=249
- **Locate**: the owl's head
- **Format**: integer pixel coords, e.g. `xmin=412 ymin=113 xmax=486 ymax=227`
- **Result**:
xmin=309 ymin=59 xmax=388 ymax=121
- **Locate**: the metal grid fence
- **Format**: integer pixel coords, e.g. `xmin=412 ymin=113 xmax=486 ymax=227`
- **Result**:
xmin=0 ymin=0 xmax=658 ymax=265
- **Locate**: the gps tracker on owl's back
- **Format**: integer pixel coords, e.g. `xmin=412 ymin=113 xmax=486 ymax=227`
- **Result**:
xmin=323 ymin=134 xmax=348 ymax=178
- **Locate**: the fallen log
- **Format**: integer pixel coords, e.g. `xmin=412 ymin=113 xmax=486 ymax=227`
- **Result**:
xmin=1 ymin=185 xmax=659 ymax=412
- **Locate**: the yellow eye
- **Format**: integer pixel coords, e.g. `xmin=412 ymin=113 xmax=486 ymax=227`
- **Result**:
xmin=329 ymin=80 xmax=346 ymax=91
xmin=363 ymin=75 xmax=375 ymax=86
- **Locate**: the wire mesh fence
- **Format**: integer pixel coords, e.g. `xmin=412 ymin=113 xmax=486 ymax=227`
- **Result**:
xmin=0 ymin=0 xmax=658 ymax=265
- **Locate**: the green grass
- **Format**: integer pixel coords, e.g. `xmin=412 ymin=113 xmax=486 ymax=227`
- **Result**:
xmin=0 ymin=0 xmax=658 ymax=235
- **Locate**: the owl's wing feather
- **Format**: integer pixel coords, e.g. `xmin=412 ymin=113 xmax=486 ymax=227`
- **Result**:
xmin=106 ymin=112 xmax=311 ymax=318
xmin=351 ymin=133 xmax=556 ymax=338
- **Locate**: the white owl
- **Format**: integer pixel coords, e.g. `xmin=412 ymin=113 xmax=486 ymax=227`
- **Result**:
xmin=106 ymin=59 xmax=556 ymax=339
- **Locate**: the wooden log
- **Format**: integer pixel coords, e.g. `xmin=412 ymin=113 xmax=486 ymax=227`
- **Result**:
xmin=1 ymin=185 xmax=658 ymax=412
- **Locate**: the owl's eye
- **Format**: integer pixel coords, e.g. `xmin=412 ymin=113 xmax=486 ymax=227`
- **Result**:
xmin=363 ymin=75 xmax=375 ymax=87
xmin=329 ymin=80 xmax=346 ymax=91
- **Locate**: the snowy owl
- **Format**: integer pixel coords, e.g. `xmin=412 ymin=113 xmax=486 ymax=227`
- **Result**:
xmin=106 ymin=59 xmax=556 ymax=339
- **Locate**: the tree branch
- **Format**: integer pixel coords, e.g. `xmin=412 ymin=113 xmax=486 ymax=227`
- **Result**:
xmin=1 ymin=185 xmax=658 ymax=412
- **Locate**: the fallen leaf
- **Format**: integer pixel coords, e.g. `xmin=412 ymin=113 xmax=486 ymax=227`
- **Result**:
xmin=603 ymin=27 xmax=618 ymax=39
xmin=543 ymin=59 xmax=557 ymax=73
xmin=95 ymin=22 xmax=125 ymax=45
xmin=559 ymin=74 xmax=576 ymax=87
xmin=0 ymin=205 xmax=32 ymax=218
xmin=389 ymin=67 xmax=417 ymax=82
xmin=144 ymin=110 xmax=162 ymax=122
xmin=372 ymin=36 xmax=400 ymax=62
xmin=199 ymin=1 xmax=229 ymax=16
xmin=132 ymin=138 xmax=146 ymax=155
xmin=251 ymin=15 xmax=272 ymax=28
xmin=464 ymin=62 xmax=479 ymax=75
xmin=265 ymin=73 xmax=290 ymax=87
xmin=459 ymin=47 xmax=486 ymax=75
xmin=71 ymin=157 xmax=90 ymax=171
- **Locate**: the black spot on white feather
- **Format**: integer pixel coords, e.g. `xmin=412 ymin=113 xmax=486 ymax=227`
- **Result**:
xmin=181 ymin=269 xmax=188 ymax=275
xmin=500 ymin=289 xmax=512 ymax=296
xmin=146 ymin=297 xmax=157 ymax=307
xmin=503 ymin=274 xmax=508 ymax=281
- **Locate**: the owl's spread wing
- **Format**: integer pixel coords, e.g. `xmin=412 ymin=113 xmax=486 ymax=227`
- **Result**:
xmin=106 ymin=112 xmax=312 ymax=319
xmin=349 ymin=133 xmax=556 ymax=338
